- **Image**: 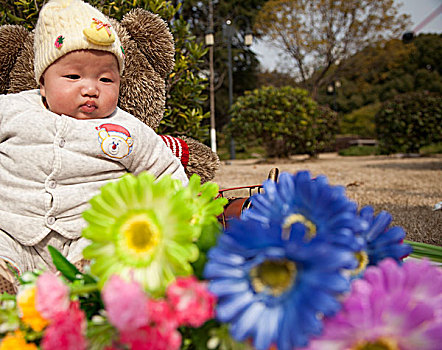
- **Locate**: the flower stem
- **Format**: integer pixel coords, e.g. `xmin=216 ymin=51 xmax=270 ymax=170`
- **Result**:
xmin=405 ymin=240 xmax=442 ymax=263
xmin=70 ymin=283 xmax=99 ymax=296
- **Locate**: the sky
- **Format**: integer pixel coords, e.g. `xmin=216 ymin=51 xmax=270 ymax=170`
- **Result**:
xmin=252 ymin=0 xmax=442 ymax=72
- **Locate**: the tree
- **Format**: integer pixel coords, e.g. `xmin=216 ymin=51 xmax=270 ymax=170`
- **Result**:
xmin=257 ymin=68 xmax=298 ymax=88
xmin=314 ymin=34 xmax=442 ymax=116
xmin=176 ymin=0 xmax=267 ymax=129
xmin=254 ymin=0 xmax=410 ymax=98
xmin=1 ymin=0 xmax=210 ymax=141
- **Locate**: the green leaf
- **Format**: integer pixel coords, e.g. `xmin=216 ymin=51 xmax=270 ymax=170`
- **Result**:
xmin=6 ymin=11 xmax=26 ymax=22
xmin=87 ymin=321 xmax=117 ymax=350
xmin=48 ymin=245 xmax=81 ymax=282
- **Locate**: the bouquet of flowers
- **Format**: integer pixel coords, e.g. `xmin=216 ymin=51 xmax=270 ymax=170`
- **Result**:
xmin=0 ymin=171 xmax=441 ymax=350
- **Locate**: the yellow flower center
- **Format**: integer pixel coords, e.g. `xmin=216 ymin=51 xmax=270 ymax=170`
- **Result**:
xmin=250 ymin=259 xmax=297 ymax=296
xmin=352 ymin=337 xmax=399 ymax=350
xmin=282 ymin=213 xmax=316 ymax=240
xmin=349 ymin=251 xmax=369 ymax=276
xmin=121 ymin=214 xmax=159 ymax=254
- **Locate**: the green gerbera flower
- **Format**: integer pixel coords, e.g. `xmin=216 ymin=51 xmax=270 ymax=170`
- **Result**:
xmin=183 ymin=175 xmax=228 ymax=248
xmin=182 ymin=175 xmax=228 ymax=278
xmin=82 ymin=172 xmax=206 ymax=296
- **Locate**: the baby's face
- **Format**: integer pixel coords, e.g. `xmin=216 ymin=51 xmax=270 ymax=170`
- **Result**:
xmin=40 ymin=50 xmax=120 ymax=120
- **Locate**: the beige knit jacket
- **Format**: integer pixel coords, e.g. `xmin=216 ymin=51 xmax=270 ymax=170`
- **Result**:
xmin=0 ymin=89 xmax=188 ymax=246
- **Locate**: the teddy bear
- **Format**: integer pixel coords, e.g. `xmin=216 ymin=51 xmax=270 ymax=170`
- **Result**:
xmin=0 ymin=8 xmax=219 ymax=183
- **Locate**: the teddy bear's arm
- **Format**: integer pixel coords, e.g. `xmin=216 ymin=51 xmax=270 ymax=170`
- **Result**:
xmin=158 ymin=135 xmax=220 ymax=183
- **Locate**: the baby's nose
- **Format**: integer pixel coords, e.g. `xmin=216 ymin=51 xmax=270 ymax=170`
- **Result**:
xmin=82 ymin=82 xmax=99 ymax=97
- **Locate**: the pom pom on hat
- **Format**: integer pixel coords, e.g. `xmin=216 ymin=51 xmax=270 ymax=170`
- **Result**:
xmin=34 ymin=0 xmax=125 ymax=83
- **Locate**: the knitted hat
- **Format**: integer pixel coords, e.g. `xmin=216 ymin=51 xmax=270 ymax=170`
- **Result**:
xmin=34 ymin=0 xmax=125 ymax=83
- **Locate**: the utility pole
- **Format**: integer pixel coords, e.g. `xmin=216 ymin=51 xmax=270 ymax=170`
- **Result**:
xmin=208 ymin=0 xmax=216 ymax=153
xmin=223 ymin=18 xmax=253 ymax=160
xmin=225 ymin=21 xmax=235 ymax=160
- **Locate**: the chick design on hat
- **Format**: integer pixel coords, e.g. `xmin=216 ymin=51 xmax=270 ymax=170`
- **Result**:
xmin=83 ymin=17 xmax=116 ymax=45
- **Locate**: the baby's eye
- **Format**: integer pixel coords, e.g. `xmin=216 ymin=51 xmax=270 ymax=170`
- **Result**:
xmin=100 ymin=77 xmax=113 ymax=83
xmin=64 ymin=74 xmax=80 ymax=80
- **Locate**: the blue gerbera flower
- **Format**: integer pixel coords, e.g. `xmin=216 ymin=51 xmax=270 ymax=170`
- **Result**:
xmin=242 ymin=171 xmax=366 ymax=251
xmin=358 ymin=206 xmax=412 ymax=266
xmin=204 ymin=219 xmax=358 ymax=350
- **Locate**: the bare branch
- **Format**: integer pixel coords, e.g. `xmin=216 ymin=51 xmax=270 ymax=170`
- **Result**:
xmin=254 ymin=0 xmax=410 ymax=96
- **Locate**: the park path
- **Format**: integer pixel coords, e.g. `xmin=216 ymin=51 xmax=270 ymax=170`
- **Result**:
xmin=213 ymin=153 xmax=442 ymax=245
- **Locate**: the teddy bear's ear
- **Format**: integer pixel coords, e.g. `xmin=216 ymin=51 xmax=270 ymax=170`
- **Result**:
xmin=112 ymin=18 xmax=165 ymax=129
xmin=0 ymin=25 xmax=35 ymax=94
xmin=120 ymin=8 xmax=175 ymax=79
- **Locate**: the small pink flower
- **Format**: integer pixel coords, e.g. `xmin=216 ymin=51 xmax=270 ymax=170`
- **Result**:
xmin=116 ymin=298 xmax=182 ymax=349
xmin=36 ymin=271 xmax=69 ymax=320
xmin=41 ymin=301 xmax=87 ymax=350
xmin=102 ymin=275 xmax=149 ymax=331
xmin=120 ymin=324 xmax=182 ymax=350
xmin=166 ymin=276 xmax=217 ymax=327
xmin=147 ymin=298 xmax=178 ymax=332
xmin=105 ymin=279 xmax=186 ymax=349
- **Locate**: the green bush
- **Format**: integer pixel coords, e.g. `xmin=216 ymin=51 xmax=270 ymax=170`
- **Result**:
xmin=314 ymin=105 xmax=339 ymax=153
xmin=338 ymin=145 xmax=378 ymax=156
xmin=226 ymin=86 xmax=338 ymax=158
xmin=420 ymin=142 xmax=442 ymax=155
xmin=340 ymin=102 xmax=381 ymax=137
xmin=375 ymin=92 xmax=442 ymax=154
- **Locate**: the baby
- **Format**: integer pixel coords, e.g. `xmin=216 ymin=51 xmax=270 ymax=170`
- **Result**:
xmin=0 ymin=0 xmax=188 ymax=293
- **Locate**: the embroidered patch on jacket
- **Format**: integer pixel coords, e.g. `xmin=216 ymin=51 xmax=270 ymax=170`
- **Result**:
xmin=96 ymin=123 xmax=133 ymax=159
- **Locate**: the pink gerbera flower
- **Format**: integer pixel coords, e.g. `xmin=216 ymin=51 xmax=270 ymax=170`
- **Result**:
xmin=36 ymin=271 xmax=70 ymax=320
xmin=166 ymin=276 xmax=216 ymax=327
xmin=102 ymin=275 xmax=149 ymax=331
xmin=41 ymin=301 xmax=87 ymax=350
xmin=304 ymin=258 xmax=442 ymax=350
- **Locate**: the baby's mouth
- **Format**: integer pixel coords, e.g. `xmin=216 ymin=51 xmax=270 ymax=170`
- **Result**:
xmin=80 ymin=103 xmax=97 ymax=113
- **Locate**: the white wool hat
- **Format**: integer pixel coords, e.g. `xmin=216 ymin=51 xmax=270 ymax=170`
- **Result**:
xmin=34 ymin=0 xmax=125 ymax=83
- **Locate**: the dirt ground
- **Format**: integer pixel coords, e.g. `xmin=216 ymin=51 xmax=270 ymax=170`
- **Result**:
xmin=213 ymin=153 xmax=442 ymax=246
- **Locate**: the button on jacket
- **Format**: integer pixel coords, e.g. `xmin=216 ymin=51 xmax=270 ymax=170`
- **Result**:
xmin=0 ymin=90 xmax=188 ymax=246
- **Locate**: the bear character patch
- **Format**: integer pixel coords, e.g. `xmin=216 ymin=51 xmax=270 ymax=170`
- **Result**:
xmin=96 ymin=123 xmax=133 ymax=159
